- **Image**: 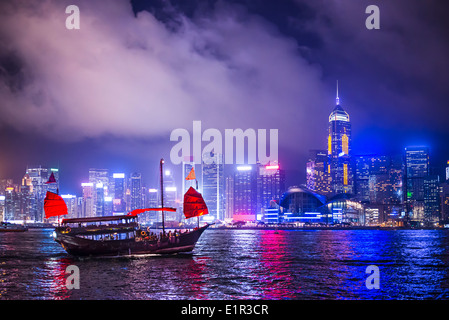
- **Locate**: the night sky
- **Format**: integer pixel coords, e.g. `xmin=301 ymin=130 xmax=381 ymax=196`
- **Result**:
xmin=0 ymin=0 xmax=448 ymax=194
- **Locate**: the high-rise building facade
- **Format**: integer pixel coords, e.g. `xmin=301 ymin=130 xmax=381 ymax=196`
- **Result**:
xmin=89 ymin=168 xmax=109 ymax=217
xmin=225 ymin=175 xmax=234 ymax=222
xmin=232 ymin=165 xmax=257 ymax=221
xmin=423 ymin=175 xmax=440 ymax=224
xmin=81 ymin=182 xmax=94 ymax=218
xmin=94 ymin=183 xmax=105 ymax=217
xmin=130 ymin=172 xmax=142 ymax=211
xmin=26 ymin=166 xmax=50 ymax=222
xmin=4 ymin=186 xmax=17 ymax=221
xmin=327 ymin=87 xmax=353 ymax=195
xmin=307 ymin=150 xmax=332 ymax=195
xmin=355 ymin=155 xmax=403 ymax=204
xmin=354 ymin=155 xmax=372 ymax=202
xmin=404 ymin=146 xmax=429 ymax=222
xmin=257 ymin=163 xmax=285 ymax=219
xmin=163 ymin=168 xmax=177 ymax=209
xmin=89 ymin=169 xmax=109 ymax=190
xmin=440 ymin=181 xmax=449 ymax=223
xmin=18 ymin=174 xmax=33 ymax=222
xmin=112 ymin=173 xmax=126 ymax=214
xmin=445 ymin=160 xmax=449 ymax=181
xmin=0 ymin=194 xmax=5 ymax=222
xmin=354 ymin=154 xmax=403 ymax=224
xmin=61 ymin=194 xmax=78 ymax=219
xmin=202 ymin=152 xmax=224 ymax=221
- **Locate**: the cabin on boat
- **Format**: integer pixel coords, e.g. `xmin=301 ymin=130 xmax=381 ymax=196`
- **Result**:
xmin=60 ymin=215 xmax=138 ymax=241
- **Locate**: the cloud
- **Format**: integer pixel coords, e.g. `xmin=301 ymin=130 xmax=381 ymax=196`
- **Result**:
xmin=0 ymin=0 xmax=329 ymax=156
xmin=294 ymin=0 xmax=449 ymax=128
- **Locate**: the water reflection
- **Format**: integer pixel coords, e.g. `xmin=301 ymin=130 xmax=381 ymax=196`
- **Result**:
xmin=257 ymin=230 xmax=297 ymax=299
xmin=1 ymin=228 xmax=449 ymax=299
xmin=44 ymin=257 xmax=73 ymax=299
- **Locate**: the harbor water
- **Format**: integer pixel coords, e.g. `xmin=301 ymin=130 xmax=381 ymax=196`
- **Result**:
xmin=1 ymin=228 xmax=449 ymax=299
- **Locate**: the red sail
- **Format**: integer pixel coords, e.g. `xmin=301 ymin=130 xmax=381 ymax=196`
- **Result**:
xmin=183 ymin=187 xmax=209 ymax=219
xmin=185 ymin=167 xmax=196 ymax=180
xmin=45 ymin=172 xmax=57 ymax=184
xmin=44 ymin=191 xmax=68 ymax=219
xmin=127 ymin=207 xmax=177 ymax=216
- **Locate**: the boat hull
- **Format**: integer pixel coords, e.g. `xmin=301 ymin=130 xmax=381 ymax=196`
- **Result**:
xmin=54 ymin=225 xmax=209 ymax=257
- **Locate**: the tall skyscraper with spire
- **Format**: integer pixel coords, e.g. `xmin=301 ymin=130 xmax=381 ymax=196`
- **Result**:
xmin=328 ymin=82 xmax=354 ymax=194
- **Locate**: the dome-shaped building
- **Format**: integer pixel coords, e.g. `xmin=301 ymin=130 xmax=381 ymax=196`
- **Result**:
xmin=279 ymin=186 xmax=329 ymax=224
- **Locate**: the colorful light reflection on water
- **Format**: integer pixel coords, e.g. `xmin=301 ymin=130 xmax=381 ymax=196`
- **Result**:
xmin=0 ymin=228 xmax=448 ymax=299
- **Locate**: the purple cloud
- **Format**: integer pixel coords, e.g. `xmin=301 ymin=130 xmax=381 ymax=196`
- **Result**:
xmin=0 ymin=0 xmax=329 ymax=158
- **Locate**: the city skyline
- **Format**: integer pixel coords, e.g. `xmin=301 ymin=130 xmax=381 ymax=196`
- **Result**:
xmin=3 ymin=0 xmax=449 ymax=306
xmin=0 ymin=0 xmax=449 ymax=195
xmin=2 ymin=96 xmax=448 ymax=227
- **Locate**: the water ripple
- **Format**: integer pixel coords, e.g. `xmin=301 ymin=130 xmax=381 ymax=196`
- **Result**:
xmin=1 ymin=228 xmax=449 ymax=299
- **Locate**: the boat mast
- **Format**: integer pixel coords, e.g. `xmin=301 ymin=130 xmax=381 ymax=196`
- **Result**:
xmin=160 ymin=158 xmax=165 ymax=235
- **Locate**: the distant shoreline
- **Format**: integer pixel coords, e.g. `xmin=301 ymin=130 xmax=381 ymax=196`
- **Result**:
xmin=209 ymin=226 xmax=447 ymax=231
xmin=19 ymin=224 xmax=447 ymax=232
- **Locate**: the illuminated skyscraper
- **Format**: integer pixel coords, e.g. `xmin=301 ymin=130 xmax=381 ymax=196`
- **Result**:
xmin=61 ymin=194 xmax=78 ymax=219
xmin=445 ymin=161 xmax=449 ymax=181
xmin=4 ymin=186 xmax=17 ymax=221
xmin=404 ymin=146 xmax=430 ymax=222
xmin=26 ymin=166 xmax=50 ymax=222
xmin=354 ymin=155 xmax=372 ymax=202
xmin=225 ymin=175 xmax=234 ymax=222
xmin=89 ymin=169 xmax=109 ymax=191
xmin=307 ymin=150 xmax=332 ymax=195
xmin=81 ymin=182 xmax=94 ymax=218
xmin=130 ymin=172 xmax=142 ymax=211
xmin=18 ymin=174 xmax=33 ymax=222
xmin=161 ymin=167 xmax=180 ymax=223
xmin=148 ymin=188 xmax=159 ymax=207
xmin=327 ymin=83 xmax=353 ymax=195
xmin=202 ymin=152 xmax=224 ymax=221
xmin=423 ymin=175 xmax=440 ymax=224
xmin=94 ymin=182 xmax=105 ymax=217
xmin=0 ymin=194 xmax=5 ymax=222
xmin=257 ymin=163 xmax=285 ymax=219
xmin=89 ymin=168 xmax=109 ymax=217
xmin=232 ymin=165 xmax=257 ymax=221
xmin=354 ymin=154 xmax=403 ymax=224
xmin=111 ymin=173 xmax=126 ymax=214
xmin=355 ymin=155 xmax=403 ymax=205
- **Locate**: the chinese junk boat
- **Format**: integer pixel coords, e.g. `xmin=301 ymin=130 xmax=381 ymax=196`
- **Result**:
xmin=45 ymin=159 xmax=210 ymax=257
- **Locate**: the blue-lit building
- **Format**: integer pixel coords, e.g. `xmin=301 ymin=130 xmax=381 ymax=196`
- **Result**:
xmin=423 ymin=175 xmax=440 ymax=224
xmin=404 ymin=146 xmax=429 ymax=223
xmin=325 ymin=193 xmax=364 ymax=225
xmin=307 ymin=150 xmax=332 ymax=195
xmin=232 ymin=165 xmax=258 ymax=221
xmin=278 ymin=186 xmax=366 ymax=225
xmin=130 ymin=172 xmax=142 ymax=211
xmin=279 ymin=186 xmax=328 ymax=224
xmin=354 ymin=154 xmax=404 ymax=225
xmin=257 ymin=163 xmax=285 ymax=220
xmin=202 ymin=152 xmax=225 ymax=222
xmin=327 ymin=85 xmax=354 ymax=195
xmin=263 ymin=200 xmax=281 ymax=224
xmin=112 ymin=173 xmax=126 ymax=214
